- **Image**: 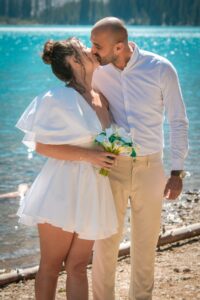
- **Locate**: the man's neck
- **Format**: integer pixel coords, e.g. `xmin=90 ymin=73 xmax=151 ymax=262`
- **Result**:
xmin=113 ymin=43 xmax=134 ymax=70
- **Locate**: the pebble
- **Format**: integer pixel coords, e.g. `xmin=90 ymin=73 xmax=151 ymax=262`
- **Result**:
xmin=173 ymin=267 xmax=180 ymax=273
xmin=181 ymin=275 xmax=191 ymax=280
xmin=0 ymin=268 xmax=6 ymax=274
xmin=184 ymin=284 xmax=193 ymax=289
xmin=182 ymin=267 xmax=191 ymax=273
xmin=186 ymin=197 xmax=193 ymax=202
xmin=185 ymin=190 xmax=197 ymax=195
xmin=58 ymin=287 xmax=65 ymax=293
xmin=161 ymin=291 xmax=166 ymax=295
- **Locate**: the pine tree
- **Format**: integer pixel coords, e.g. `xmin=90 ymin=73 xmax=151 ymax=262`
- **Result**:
xmin=0 ymin=0 xmax=199 ymax=26
xmin=80 ymin=0 xmax=90 ymax=24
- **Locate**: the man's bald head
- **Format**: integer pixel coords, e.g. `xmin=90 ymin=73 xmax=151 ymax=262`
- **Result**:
xmin=92 ymin=17 xmax=128 ymax=43
xmin=91 ymin=17 xmax=131 ymax=67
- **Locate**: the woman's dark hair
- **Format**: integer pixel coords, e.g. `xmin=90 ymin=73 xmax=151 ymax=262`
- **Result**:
xmin=42 ymin=37 xmax=86 ymax=94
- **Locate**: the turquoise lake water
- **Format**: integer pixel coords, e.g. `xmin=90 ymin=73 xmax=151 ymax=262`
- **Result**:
xmin=0 ymin=26 xmax=200 ymax=269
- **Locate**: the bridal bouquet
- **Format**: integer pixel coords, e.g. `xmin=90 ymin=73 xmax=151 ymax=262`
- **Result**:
xmin=94 ymin=125 xmax=138 ymax=176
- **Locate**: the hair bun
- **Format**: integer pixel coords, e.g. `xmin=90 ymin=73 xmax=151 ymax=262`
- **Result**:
xmin=42 ymin=40 xmax=55 ymax=64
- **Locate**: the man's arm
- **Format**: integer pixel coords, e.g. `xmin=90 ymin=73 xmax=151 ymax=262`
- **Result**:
xmin=160 ymin=60 xmax=189 ymax=200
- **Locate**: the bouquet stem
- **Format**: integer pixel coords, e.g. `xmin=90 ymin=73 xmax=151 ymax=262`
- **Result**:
xmin=99 ymin=168 xmax=109 ymax=176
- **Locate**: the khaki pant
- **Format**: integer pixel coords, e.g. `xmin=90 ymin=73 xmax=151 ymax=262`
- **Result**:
xmin=92 ymin=153 xmax=166 ymax=300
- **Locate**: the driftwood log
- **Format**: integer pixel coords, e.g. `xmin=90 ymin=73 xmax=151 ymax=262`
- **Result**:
xmin=0 ymin=266 xmax=38 ymax=287
xmin=0 ymin=184 xmax=29 ymax=200
xmin=0 ymin=223 xmax=200 ymax=287
xmin=118 ymin=222 xmax=200 ymax=256
xmin=0 ymin=191 xmax=20 ymax=199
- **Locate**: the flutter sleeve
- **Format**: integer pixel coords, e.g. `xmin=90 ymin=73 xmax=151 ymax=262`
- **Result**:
xmin=16 ymin=87 xmax=94 ymax=150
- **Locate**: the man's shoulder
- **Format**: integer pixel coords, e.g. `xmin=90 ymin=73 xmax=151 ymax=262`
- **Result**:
xmin=139 ymin=48 xmax=174 ymax=69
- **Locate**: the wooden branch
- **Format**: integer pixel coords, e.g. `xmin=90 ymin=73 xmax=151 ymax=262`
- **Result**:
xmin=0 ymin=184 xmax=29 ymax=199
xmin=0 ymin=223 xmax=200 ymax=287
xmin=0 ymin=191 xmax=20 ymax=199
xmin=157 ymin=223 xmax=200 ymax=246
xmin=0 ymin=266 xmax=38 ymax=287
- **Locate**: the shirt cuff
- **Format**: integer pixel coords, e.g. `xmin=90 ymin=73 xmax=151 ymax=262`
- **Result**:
xmin=171 ymin=158 xmax=185 ymax=171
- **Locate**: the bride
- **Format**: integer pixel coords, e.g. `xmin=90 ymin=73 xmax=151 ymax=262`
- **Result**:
xmin=16 ymin=37 xmax=118 ymax=300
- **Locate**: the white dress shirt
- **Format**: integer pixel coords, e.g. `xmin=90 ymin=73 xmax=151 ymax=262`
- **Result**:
xmin=92 ymin=44 xmax=189 ymax=170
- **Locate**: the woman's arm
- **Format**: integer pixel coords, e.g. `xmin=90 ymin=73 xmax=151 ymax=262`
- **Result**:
xmin=36 ymin=142 xmax=116 ymax=170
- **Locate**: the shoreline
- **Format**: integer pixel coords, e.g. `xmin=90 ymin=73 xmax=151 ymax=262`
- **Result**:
xmin=1 ymin=238 xmax=200 ymax=299
xmin=0 ymin=189 xmax=200 ymax=272
xmin=1 ymin=223 xmax=200 ymax=288
xmin=0 ymin=191 xmax=200 ymax=298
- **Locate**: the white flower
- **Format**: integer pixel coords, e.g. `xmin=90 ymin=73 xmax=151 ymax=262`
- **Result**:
xmin=105 ymin=127 xmax=114 ymax=138
xmin=116 ymin=127 xmax=132 ymax=143
xmin=116 ymin=127 xmax=126 ymax=136
xmin=95 ymin=133 xmax=106 ymax=143
xmin=121 ymin=136 xmax=132 ymax=144
xmin=94 ymin=125 xmax=138 ymax=176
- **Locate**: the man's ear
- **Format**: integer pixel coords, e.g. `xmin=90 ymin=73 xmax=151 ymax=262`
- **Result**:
xmin=114 ymin=42 xmax=124 ymax=55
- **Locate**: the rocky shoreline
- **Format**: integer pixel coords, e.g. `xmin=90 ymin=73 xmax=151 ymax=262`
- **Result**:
xmin=0 ymin=238 xmax=200 ymax=299
xmin=0 ymin=190 xmax=200 ymax=299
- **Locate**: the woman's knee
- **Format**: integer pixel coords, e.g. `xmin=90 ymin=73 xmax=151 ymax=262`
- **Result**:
xmin=65 ymin=259 xmax=88 ymax=277
xmin=39 ymin=260 xmax=63 ymax=277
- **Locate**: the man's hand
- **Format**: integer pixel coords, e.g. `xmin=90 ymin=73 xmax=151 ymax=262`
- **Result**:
xmin=164 ymin=175 xmax=183 ymax=200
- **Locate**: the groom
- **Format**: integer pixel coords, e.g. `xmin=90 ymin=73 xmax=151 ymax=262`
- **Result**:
xmin=90 ymin=17 xmax=188 ymax=300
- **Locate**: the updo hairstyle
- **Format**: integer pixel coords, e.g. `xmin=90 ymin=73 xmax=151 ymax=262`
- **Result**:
xmin=42 ymin=37 xmax=86 ymax=93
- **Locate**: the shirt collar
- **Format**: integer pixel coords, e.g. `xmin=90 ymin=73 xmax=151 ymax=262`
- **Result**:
xmin=124 ymin=42 xmax=139 ymax=71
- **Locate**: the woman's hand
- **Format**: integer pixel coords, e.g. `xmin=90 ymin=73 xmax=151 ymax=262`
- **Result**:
xmin=84 ymin=149 xmax=117 ymax=170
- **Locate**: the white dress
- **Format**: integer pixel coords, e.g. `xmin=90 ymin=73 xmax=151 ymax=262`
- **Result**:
xmin=16 ymin=86 xmax=118 ymax=240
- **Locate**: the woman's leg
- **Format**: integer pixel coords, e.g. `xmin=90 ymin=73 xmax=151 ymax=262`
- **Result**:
xmin=65 ymin=234 xmax=94 ymax=300
xmin=35 ymin=223 xmax=74 ymax=300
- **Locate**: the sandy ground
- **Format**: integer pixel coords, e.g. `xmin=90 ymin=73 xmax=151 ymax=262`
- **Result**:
xmin=1 ymin=190 xmax=200 ymax=299
xmin=0 ymin=238 xmax=200 ymax=300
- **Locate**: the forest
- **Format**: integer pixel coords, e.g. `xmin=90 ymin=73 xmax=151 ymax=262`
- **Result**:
xmin=0 ymin=0 xmax=200 ymax=25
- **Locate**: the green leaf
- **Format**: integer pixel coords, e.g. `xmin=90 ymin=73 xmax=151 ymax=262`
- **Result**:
xmin=131 ymin=149 xmax=136 ymax=157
